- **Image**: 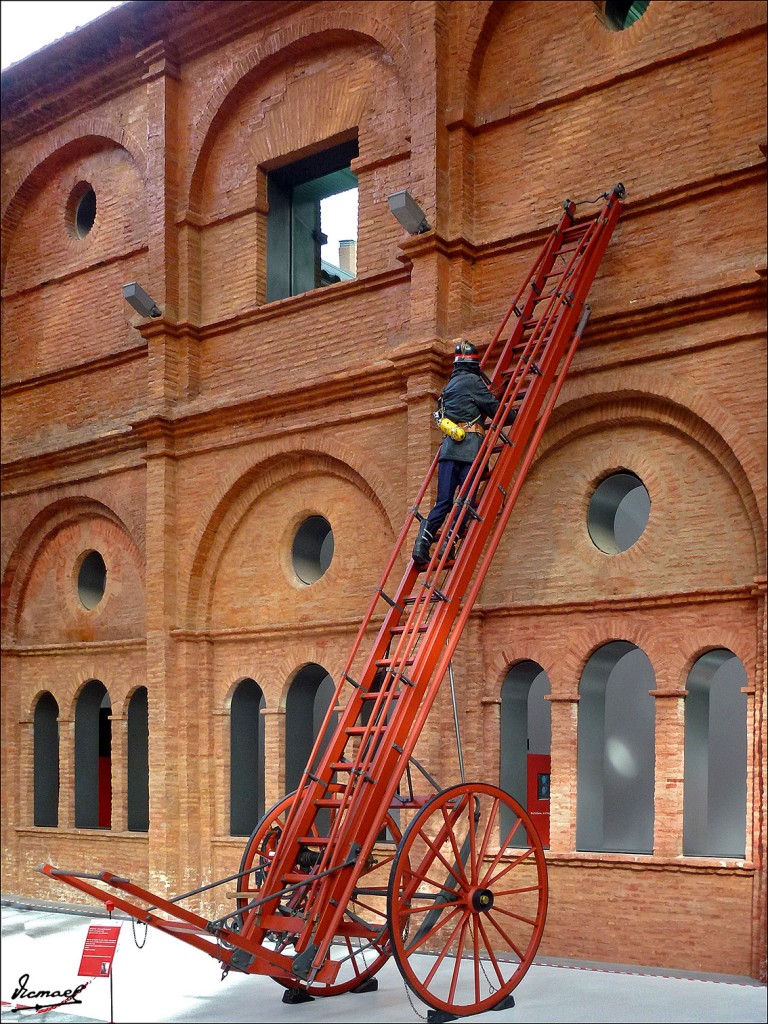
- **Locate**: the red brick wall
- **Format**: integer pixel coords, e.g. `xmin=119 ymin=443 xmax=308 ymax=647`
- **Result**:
xmin=1 ymin=0 xmax=765 ymax=982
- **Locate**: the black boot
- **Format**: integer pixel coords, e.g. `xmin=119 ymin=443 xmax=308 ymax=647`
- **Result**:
xmin=412 ymin=521 xmax=435 ymax=564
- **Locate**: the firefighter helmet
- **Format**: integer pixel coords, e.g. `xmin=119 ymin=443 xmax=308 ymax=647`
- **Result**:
xmin=454 ymin=339 xmax=480 ymax=364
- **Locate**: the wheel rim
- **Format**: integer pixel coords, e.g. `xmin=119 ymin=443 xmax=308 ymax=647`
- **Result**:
xmin=387 ymin=782 xmax=548 ymax=1016
xmin=237 ymin=790 xmax=403 ymax=996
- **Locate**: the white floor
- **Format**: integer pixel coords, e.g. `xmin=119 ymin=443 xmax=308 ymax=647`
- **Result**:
xmin=1 ymin=902 xmax=765 ymax=1024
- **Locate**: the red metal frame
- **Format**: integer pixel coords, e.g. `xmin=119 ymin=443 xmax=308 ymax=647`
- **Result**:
xmin=39 ymin=184 xmax=625 ymax=1015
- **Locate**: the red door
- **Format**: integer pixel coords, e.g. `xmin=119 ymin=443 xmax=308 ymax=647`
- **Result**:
xmin=98 ymin=756 xmax=111 ymax=828
xmin=527 ymin=753 xmax=550 ymax=846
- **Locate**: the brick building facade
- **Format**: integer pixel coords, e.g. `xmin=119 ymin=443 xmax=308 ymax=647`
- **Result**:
xmin=2 ymin=0 xmax=766 ymax=982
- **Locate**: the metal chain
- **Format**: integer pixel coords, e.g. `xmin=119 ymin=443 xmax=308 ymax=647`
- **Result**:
xmin=403 ymin=977 xmax=429 ymax=1021
xmin=131 ymin=917 xmax=148 ymax=949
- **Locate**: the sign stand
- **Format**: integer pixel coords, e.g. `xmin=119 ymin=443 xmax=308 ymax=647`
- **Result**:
xmin=78 ymin=900 xmax=121 ymax=1023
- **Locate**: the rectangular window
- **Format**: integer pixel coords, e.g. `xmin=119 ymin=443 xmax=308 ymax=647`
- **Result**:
xmin=267 ymin=137 xmax=359 ymax=302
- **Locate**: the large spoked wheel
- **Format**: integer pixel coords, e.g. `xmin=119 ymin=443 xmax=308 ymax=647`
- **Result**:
xmin=387 ymin=782 xmax=548 ymax=1017
xmin=237 ymin=790 xmax=403 ymax=996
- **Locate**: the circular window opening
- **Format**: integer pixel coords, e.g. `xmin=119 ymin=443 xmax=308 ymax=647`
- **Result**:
xmin=587 ymin=472 xmax=650 ymax=554
xmin=66 ymin=182 xmax=97 ymax=238
xmin=292 ymin=516 xmax=334 ymax=585
xmin=594 ymin=0 xmax=650 ymax=32
xmin=77 ymin=550 xmax=107 ymax=609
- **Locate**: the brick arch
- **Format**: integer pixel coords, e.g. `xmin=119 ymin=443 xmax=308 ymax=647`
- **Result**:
xmin=117 ymin=682 xmax=150 ymax=720
xmin=453 ymin=0 xmax=664 ymax=126
xmin=184 ymin=438 xmax=395 ymax=630
xmin=1 ymin=497 xmax=142 ymax=644
xmin=185 ymin=14 xmax=409 ymax=215
xmin=559 ymin=627 xmax=658 ymax=696
xmin=676 ymin=639 xmax=754 ymax=693
xmin=274 ymin=653 xmax=346 ymax=714
xmin=1 ymin=119 xmax=146 ymax=282
xmin=536 ymin=378 xmax=766 ymax=573
xmin=61 ymin=675 xmax=112 ymax=724
xmin=222 ymin=674 xmax=269 ymax=713
xmin=447 ymin=0 xmax=499 ymax=125
xmin=26 ymin=688 xmax=60 ymax=721
xmin=484 ymin=649 xmax=556 ymax=703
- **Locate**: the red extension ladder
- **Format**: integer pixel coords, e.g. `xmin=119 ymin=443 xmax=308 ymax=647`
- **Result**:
xmin=40 ymin=184 xmax=625 ymax=1022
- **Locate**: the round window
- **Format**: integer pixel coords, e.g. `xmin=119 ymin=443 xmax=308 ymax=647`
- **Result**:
xmin=594 ymin=0 xmax=649 ymax=32
xmin=66 ymin=182 xmax=97 ymax=238
xmin=292 ymin=516 xmax=334 ymax=585
xmin=77 ymin=550 xmax=107 ymax=609
xmin=587 ymin=472 xmax=650 ymax=554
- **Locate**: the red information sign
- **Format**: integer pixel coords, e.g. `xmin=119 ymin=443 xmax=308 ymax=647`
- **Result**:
xmin=78 ymin=922 xmax=122 ymax=978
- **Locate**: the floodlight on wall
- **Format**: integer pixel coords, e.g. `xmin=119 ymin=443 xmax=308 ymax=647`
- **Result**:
xmin=387 ymin=190 xmax=431 ymax=234
xmin=122 ymin=282 xmax=162 ymax=318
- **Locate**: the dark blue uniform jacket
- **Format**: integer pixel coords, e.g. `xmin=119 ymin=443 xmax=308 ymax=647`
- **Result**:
xmin=437 ymin=366 xmax=500 ymax=464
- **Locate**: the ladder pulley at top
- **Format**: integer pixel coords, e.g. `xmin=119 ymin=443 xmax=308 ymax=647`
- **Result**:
xmin=38 ymin=183 xmax=626 ymax=1022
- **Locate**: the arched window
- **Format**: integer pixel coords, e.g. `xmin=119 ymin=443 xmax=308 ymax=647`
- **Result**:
xmin=230 ymin=678 xmax=266 ymax=836
xmin=34 ymin=692 xmax=59 ymax=827
xmin=127 ymin=688 xmax=149 ymax=832
xmin=500 ymin=662 xmax=551 ymax=846
xmin=285 ymin=664 xmax=337 ymax=795
xmin=75 ymin=680 xmax=111 ymax=829
xmin=683 ymin=650 xmax=747 ymax=857
xmin=577 ymin=642 xmax=655 ymax=854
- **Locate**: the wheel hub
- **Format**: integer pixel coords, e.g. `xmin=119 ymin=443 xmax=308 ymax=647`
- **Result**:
xmin=470 ymin=887 xmax=494 ymax=913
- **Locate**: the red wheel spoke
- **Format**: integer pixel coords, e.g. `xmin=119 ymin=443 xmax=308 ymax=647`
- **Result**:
xmin=388 ymin=783 xmax=547 ymax=1018
xmin=476 ymin=915 xmax=517 ymax=983
xmin=475 ymin=794 xmax=500 ymax=874
xmin=480 ymin=844 xmax=536 ymax=889
xmin=484 ymin=907 xmax=528 ymax=961
xmin=441 ymin=804 xmax=471 ymax=889
xmin=490 ymin=882 xmax=542 ymax=899
xmin=466 ymin=794 xmax=479 ymax=886
xmin=398 ymin=895 xmax=464 ymax=921
xmin=411 ymin=905 xmax=464 ymax=961
xmin=487 ymin=902 xmax=540 ymax=929
xmin=414 ymin=827 xmax=469 ymax=893
xmin=448 ymin=912 xmax=472 ymax=1004
xmin=421 ymin=907 xmax=471 ymax=989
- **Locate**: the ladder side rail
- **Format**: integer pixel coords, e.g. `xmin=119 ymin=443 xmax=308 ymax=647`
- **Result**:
xmin=301 ymin=199 xmax=626 ymax=942
xmin=481 ymin=203 xmax=585 ymax=376
xmin=261 ymin=193 xmax=625 ymax=962
xmin=249 ymin=188 xmax=626 ymax=970
xmin=298 ymin=569 xmax=449 ymax=894
xmin=287 ymin=224 xmax=603 ymax=939
xmin=258 ymin=562 xmax=428 ymax=902
xmin=256 ymin=457 xmax=446 ymax=897
xmin=488 ymin=219 xmax=599 ymax=387
xmin=294 ymin=323 xmax=573 ymax=963
xmin=421 ymin=309 xmax=590 ymax=755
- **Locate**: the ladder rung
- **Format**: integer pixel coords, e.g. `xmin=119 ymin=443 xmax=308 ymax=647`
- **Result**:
xmin=315 ymin=797 xmax=345 ymax=807
xmin=390 ymin=623 xmax=428 ymax=635
xmin=375 ymin=657 xmax=414 ymax=668
xmin=298 ymin=836 xmax=329 ymax=845
xmin=403 ymin=591 xmax=446 ymax=605
xmin=346 ymin=725 xmax=387 ymax=736
xmin=361 ymin=690 xmax=401 ymax=701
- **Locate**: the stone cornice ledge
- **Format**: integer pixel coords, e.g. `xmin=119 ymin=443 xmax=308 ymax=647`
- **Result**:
xmin=479 ymin=584 xmax=760 ymax=619
xmin=543 ymin=851 xmax=754 ymax=874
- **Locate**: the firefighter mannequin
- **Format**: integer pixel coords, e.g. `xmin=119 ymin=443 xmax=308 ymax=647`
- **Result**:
xmin=412 ymin=340 xmax=501 ymax=564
